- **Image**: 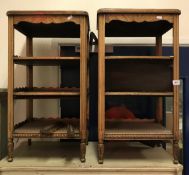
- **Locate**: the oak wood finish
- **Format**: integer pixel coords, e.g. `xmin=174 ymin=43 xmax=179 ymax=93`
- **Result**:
xmin=7 ymin=11 xmax=89 ymax=162
xmin=7 ymin=16 xmax=14 ymax=162
xmin=98 ymin=14 xmax=105 ymax=164
xmin=173 ymin=15 xmax=180 ymax=164
xmin=97 ymin=8 xmax=180 ymax=164
xmin=97 ymin=9 xmax=181 ymax=14
xmin=155 ymin=36 xmax=163 ymax=124
xmin=79 ymin=16 xmax=88 ymax=162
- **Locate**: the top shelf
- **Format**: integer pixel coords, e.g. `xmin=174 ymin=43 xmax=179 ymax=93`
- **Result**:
xmin=97 ymin=8 xmax=181 ymax=15
xmin=97 ymin=8 xmax=181 ymax=37
xmin=7 ymin=11 xmax=89 ymax=16
xmin=7 ymin=11 xmax=89 ymax=38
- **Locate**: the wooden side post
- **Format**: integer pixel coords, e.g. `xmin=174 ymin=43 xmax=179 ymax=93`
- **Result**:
xmin=26 ymin=37 xmax=33 ymax=146
xmin=80 ymin=16 xmax=87 ymax=162
xmin=98 ymin=14 xmax=105 ymax=164
xmin=173 ymin=15 xmax=180 ymax=164
xmin=155 ymin=36 xmax=163 ymax=124
xmin=7 ymin=16 xmax=14 ymax=162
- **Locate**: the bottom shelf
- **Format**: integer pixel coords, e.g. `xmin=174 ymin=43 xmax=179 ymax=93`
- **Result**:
xmin=14 ymin=118 xmax=80 ymax=138
xmin=105 ymin=120 xmax=173 ymax=140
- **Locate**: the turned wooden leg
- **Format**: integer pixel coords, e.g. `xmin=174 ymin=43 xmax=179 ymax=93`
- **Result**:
xmin=173 ymin=140 xmax=179 ymax=164
xmin=98 ymin=143 xmax=104 ymax=164
xmin=28 ymin=139 xmax=32 ymax=146
xmin=80 ymin=141 xmax=86 ymax=162
xmin=7 ymin=138 xmax=14 ymax=162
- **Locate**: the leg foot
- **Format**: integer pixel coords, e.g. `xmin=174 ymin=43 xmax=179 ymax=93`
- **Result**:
xmin=98 ymin=143 xmax=104 ymax=164
xmin=173 ymin=140 xmax=179 ymax=164
xmin=80 ymin=142 xmax=86 ymax=162
xmin=7 ymin=138 xmax=14 ymax=162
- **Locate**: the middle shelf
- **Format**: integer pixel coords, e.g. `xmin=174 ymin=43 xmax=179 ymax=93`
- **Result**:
xmin=105 ymin=91 xmax=173 ymax=96
xmin=105 ymin=56 xmax=174 ymax=60
xmin=14 ymin=87 xmax=80 ymax=98
xmin=14 ymin=56 xmax=80 ymax=65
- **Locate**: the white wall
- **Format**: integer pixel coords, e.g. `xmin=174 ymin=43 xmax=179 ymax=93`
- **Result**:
xmin=1 ymin=0 xmax=189 ymax=120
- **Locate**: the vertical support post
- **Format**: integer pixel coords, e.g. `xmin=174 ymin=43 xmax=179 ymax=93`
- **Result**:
xmin=173 ymin=15 xmax=180 ymax=164
xmin=80 ymin=16 xmax=87 ymax=162
xmin=26 ymin=37 xmax=33 ymax=146
xmin=155 ymin=36 xmax=163 ymax=124
xmin=86 ymin=25 xmax=90 ymax=145
xmin=98 ymin=14 xmax=105 ymax=164
xmin=7 ymin=16 xmax=14 ymax=162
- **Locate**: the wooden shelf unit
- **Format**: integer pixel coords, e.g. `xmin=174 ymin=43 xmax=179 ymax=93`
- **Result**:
xmin=97 ymin=8 xmax=181 ymax=164
xmin=7 ymin=11 xmax=89 ymax=162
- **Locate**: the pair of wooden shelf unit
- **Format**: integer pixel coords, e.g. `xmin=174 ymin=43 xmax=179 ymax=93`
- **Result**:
xmin=7 ymin=9 xmax=181 ymax=164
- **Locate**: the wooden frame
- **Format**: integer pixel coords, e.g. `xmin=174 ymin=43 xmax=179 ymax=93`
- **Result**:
xmin=7 ymin=11 xmax=89 ymax=162
xmin=97 ymin=8 xmax=181 ymax=164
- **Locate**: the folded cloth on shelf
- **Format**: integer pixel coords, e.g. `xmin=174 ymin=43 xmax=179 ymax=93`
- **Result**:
xmin=105 ymin=106 xmax=136 ymax=119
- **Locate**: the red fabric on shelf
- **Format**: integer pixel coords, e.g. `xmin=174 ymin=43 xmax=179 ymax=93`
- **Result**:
xmin=105 ymin=106 xmax=136 ymax=119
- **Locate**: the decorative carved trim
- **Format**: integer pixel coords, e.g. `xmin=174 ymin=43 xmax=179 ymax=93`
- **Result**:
xmin=104 ymin=134 xmax=173 ymax=140
xmin=13 ymin=133 xmax=80 ymax=138
xmin=105 ymin=14 xmax=174 ymax=24
xmin=14 ymin=15 xmax=81 ymax=25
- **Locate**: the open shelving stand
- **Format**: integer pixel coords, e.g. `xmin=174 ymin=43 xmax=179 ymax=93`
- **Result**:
xmin=7 ymin=11 xmax=89 ymax=162
xmin=97 ymin=9 xmax=181 ymax=163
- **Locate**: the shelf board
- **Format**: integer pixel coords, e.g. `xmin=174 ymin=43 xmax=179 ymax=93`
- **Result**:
xmin=105 ymin=91 xmax=173 ymax=96
xmin=14 ymin=56 xmax=80 ymax=65
xmin=104 ymin=120 xmax=173 ymax=140
xmin=105 ymin=56 xmax=173 ymax=60
xmin=14 ymin=91 xmax=80 ymax=98
xmin=14 ymin=118 xmax=80 ymax=138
